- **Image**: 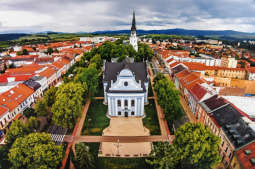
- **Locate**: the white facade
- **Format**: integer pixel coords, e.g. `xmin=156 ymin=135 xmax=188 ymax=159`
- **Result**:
xmin=248 ymin=72 xmax=255 ymax=80
xmin=104 ymin=68 xmax=148 ymax=117
xmin=130 ymin=32 xmax=138 ymax=52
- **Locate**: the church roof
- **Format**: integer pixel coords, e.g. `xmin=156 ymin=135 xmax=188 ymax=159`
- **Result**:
xmin=103 ymin=61 xmax=148 ymax=93
xmin=104 ymin=61 xmax=148 ymax=83
xmin=131 ymin=11 xmax=136 ymax=32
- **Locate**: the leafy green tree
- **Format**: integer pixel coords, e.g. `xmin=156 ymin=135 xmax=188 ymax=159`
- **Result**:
xmin=34 ymin=99 xmax=49 ymax=117
xmin=9 ymin=63 xmax=15 ymax=69
xmin=44 ymin=86 xmax=58 ymax=107
xmin=8 ymin=133 xmax=63 ymax=169
xmin=52 ymin=82 xmax=85 ymax=129
xmin=135 ymin=43 xmax=153 ymax=62
xmin=0 ymin=146 xmax=10 ymax=169
xmin=153 ymin=74 xmax=184 ymax=124
xmin=22 ymin=49 xmax=29 ymax=55
xmin=147 ymin=123 xmax=221 ymax=169
xmin=46 ymin=47 xmax=54 ymax=55
xmin=5 ymin=120 xmax=28 ymax=147
xmin=26 ymin=116 xmax=40 ymax=132
xmin=23 ymin=107 xmax=36 ymax=118
xmin=90 ymin=54 xmax=102 ymax=69
xmin=5 ymin=117 xmax=41 ymax=147
xmin=73 ymin=143 xmax=95 ymax=169
xmin=75 ymin=66 xmax=99 ymax=97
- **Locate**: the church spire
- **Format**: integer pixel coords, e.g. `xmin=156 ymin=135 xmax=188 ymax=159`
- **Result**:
xmin=131 ymin=11 xmax=136 ymax=32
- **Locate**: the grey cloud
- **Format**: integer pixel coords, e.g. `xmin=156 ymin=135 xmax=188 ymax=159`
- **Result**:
xmin=1 ymin=0 xmax=255 ymax=33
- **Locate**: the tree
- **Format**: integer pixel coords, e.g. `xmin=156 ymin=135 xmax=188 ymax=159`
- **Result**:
xmin=147 ymin=123 xmax=221 ymax=169
xmin=22 ymin=49 xmax=29 ymax=55
xmin=9 ymin=63 xmax=15 ymax=69
xmin=90 ymin=54 xmax=102 ymax=69
xmin=5 ymin=120 xmax=28 ymax=147
xmin=52 ymin=82 xmax=85 ymax=129
xmin=23 ymin=107 xmax=36 ymax=118
xmin=46 ymin=47 xmax=54 ymax=55
xmin=8 ymin=133 xmax=63 ymax=169
xmin=0 ymin=146 xmax=10 ymax=169
xmin=135 ymin=43 xmax=153 ymax=62
xmin=35 ymin=99 xmax=49 ymax=117
xmin=153 ymin=74 xmax=184 ymax=125
xmin=72 ymin=143 xmax=95 ymax=169
xmin=44 ymin=86 xmax=58 ymax=107
xmin=74 ymin=66 xmax=99 ymax=97
xmin=26 ymin=116 xmax=40 ymax=132
xmin=5 ymin=117 xmax=41 ymax=147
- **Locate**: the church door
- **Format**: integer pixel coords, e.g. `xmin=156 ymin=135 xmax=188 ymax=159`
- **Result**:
xmin=125 ymin=112 xmax=128 ymax=117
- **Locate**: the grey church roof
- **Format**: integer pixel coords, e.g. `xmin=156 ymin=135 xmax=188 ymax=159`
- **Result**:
xmin=103 ymin=61 xmax=148 ymax=83
xmin=103 ymin=61 xmax=148 ymax=93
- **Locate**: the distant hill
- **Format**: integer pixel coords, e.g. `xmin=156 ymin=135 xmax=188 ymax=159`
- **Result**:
xmin=1 ymin=28 xmax=255 ymax=41
xmin=0 ymin=33 xmax=29 ymax=41
xmin=92 ymin=28 xmax=255 ymax=40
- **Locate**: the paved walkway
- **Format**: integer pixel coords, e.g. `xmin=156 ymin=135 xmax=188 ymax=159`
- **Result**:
xmin=60 ymin=99 xmax=91 ymax=169
xmin=64 ymin=135 xmax=169 ymax=143
xmin=148 ymin=66 xmax=172 ymax=142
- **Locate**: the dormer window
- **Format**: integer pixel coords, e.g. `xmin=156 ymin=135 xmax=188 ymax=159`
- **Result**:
xmin=124 ymin=82 xmax=128 ymax=87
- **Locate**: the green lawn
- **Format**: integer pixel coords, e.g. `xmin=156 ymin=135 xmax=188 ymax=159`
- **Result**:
xmin=88 ymin=143 xmax=153 ymax=169
xmin=82 ymin=100 xmax=109 ymax=135
xmin=143 ymin=99 xmax=161 ymax=135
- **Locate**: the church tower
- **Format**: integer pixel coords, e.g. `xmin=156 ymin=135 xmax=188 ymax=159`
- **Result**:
xmin=130 ymin=11 xmax=138 ymax=52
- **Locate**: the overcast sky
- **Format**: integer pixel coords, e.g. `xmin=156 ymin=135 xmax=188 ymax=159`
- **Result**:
xmin=1 ymin=0 xmax=255 ymax=33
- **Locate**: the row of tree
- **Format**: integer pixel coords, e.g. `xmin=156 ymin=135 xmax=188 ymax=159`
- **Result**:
xmin=78 ymin=41 xmax=153 ymax=66
xmin=153 ymin=73 xmax=184 ymax=126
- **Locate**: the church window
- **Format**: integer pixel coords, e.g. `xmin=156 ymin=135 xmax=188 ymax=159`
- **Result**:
xmin=124 ymin=81 xmax=128 ymax=87
xmin=131 ymin=111 xmax=135 ymax=115
xmin=118 ymin=111 xmax=121 ymax=115
xmin=131 ymin=100 xmax=135 ymax=106
xmin=125 ymin=100 xmax=128 ymax=106
xmin=117 ymin=100 xmax=121 ymax=107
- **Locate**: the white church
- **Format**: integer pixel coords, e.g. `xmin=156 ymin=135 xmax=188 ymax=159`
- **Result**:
xmin=103 ymin=12 xmax=149 ymax=117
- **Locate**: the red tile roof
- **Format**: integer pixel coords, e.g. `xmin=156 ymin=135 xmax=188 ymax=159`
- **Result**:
xmin=189 ymin=83 xmax=208 ymax=101
xmin=5 ymin=64 xmax=44 ymax=75
xmin=247 ymin=67 xmax=255 ymax=73
xmin=169 ymin=62 xmax=180 ymax=68
xmin=236 ymin=141 xmax=255 ymax=169
xmin=0 ymin=105 xmax=8 ymax=117
xmin=182 ymin=62 xmax=207 ymax=71
xmin=0 ymin=83 xmax=34 ymax=112
xmin=0 ymin=74 xmax=34 ymax=83
xmin=180 ymin=72 xmax=201 ymax=87
xmin=175 ymin=69 xmax=190 ymax=79
xmin=39 ymin=65 xmax=57 ymax=78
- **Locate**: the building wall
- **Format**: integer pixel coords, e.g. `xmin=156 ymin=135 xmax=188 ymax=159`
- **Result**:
xmin=197 ymin=103 xmax=235 ymax=167
xmin=230 ymin=155 xmax=242 ymax=169
xmin=107 ymin=93 xmax=144 ymax=117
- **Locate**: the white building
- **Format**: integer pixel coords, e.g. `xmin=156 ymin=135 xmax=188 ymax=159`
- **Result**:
xmin=103 ymin=61 xmax=149 ymax=117
xmin=129 ymin=12 xmax=138 ymax=52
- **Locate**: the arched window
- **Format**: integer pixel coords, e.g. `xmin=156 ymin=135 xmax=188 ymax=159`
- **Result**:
xmin=124 ymin=81 xmax=128 ymax=87
xmin=131 ymin=111 xmax=135 ymax=116
xmin=117 ymin=100 xmax=121 ymax=107
xmin=124 ymin=100 xmax=128 ymax=106
xmin=131 ymin=100 xmax=135 ymax=106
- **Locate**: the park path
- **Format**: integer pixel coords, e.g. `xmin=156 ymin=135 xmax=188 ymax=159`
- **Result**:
xmin=64 ymin=135 xmax=170 ymax=143
xmin=148 ymin=65 xmax=173 ymax=143
xmin=60 ymin=99 xmax=91 ymax=169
